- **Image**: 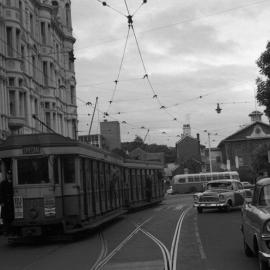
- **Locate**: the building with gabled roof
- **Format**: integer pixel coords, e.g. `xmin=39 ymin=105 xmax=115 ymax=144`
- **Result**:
xmin=218 ymin=111 xmax=270 ymax=183
xmin=175 ymin=124 xmax=203 ymax=174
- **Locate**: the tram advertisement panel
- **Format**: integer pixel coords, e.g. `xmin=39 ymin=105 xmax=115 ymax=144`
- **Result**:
xmin=14 ymin=196 xmax=23 ymax=219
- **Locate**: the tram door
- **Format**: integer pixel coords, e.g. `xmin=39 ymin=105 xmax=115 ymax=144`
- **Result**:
xmin=80 ymin=159 xmax=88 ymax=219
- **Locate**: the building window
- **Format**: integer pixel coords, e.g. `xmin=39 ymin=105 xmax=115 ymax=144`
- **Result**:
xmin=45 ymin=112 xmax=50 ymax=128
xmin=30 ymin=13 xmax=33 ymax=35
xmin=45 ymin=102 xmax=50 ymax=109
xmin=70 ymin=85 xmax=75 ymax=105
xmin=41 ymin=21 xmax=46 ymax=44
xmin=65 ymin=3 xmax=71 ymax=28
xmin=6 ymin=27 xmax=13 ymax=57
xmin=216 ymin=156 xmax=221 ymax=163
xmin=8 ymin=77 xmax=15 ymax=86
xmin=9 ymin=91 xmax=15 ymax=116
xmin=6 ymin=0 xmax=11 ymax=7
xmin=43 ymin=61 xmax=48 ymax=86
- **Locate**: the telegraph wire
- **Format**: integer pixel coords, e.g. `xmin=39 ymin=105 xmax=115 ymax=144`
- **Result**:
xmin=77 ymin=0 xmax=269 ymax=51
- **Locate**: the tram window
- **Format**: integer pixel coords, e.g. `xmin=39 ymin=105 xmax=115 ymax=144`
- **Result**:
xmin=18 ymin=158 xmax=49 ymax=184
xmin=62 ymin=157 xmax=75 ymax=183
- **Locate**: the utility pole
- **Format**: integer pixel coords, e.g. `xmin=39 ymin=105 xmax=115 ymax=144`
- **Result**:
xmin=204 ymin=130 xmax=218 ymax=178
xmin=88 ymin=97 xmax=98 ymax=136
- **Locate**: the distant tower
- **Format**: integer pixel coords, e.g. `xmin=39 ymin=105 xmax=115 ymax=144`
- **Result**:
xmin=249 ymin=111 xmax=263 ymax=123
xmin=181 ymin=124 xmax=191 ymax=138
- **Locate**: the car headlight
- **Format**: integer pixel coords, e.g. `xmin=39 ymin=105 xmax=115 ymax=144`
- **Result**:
xmin=265 ymin=220 xmax=270 ymax=233
xmin=219 ymin=194 xmax=226 ymax=202
xmin=193 ymin=195 xmax=199 ymax=202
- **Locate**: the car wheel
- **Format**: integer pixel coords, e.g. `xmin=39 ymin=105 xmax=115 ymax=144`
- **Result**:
xmin=225 ymin=201 xmax=232 ymax=212
xmin=243 ymin=239 xmax=253 ymax=257
xmin=197 ymin=207 xmax=203 ymax=214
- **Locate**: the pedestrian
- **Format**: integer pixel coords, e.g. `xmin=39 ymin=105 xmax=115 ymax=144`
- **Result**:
xmin=0 ymin=170 xmax=14 ymax=235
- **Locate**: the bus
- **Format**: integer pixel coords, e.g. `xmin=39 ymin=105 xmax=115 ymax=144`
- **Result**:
xmin=172 ymin=171 xmax=240 ymax=194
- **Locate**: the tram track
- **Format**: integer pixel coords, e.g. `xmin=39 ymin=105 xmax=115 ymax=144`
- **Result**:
xmin=91 ymin=216 xmax=153 ymax=270
xmin=91 ymin=205 xmax=191 ymax=270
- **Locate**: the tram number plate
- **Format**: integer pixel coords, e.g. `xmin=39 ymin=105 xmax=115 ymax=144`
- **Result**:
xmin=13 ymin=196 xmax=23 ymax=219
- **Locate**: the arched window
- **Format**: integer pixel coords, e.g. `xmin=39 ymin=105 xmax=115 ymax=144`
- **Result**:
xmin=65 ymin=3 xmax=71 ymax=27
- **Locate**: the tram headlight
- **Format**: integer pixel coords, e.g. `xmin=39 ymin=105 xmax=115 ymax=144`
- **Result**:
xmin=219 ymin=194 xmax=226 ymax=202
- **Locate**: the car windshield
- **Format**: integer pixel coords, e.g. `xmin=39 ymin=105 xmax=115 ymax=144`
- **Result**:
xmin=206 ymin=182 xmax=233 ymax=190
xmin=259 ymin=185 xmax=270 ymax=206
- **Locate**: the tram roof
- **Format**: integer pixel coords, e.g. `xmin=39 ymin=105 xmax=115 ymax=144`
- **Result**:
xmin=0 ymin=133 xmax=78 ymax=150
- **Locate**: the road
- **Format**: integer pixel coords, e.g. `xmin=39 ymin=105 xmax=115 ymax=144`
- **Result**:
xmin=0 ymin=194 xmax=259 ymax=270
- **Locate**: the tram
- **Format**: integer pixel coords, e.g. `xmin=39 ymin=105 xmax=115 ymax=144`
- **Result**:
xmin=0 ymin=133 xmax=164 ymax=239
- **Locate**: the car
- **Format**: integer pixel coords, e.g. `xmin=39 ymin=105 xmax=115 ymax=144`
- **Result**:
xmin=242 ymin=181 xmax=255 ymax=189
xmin=241 ymin=177 xmax=270 ymax=270
xmin=193 ymin=179 xmax=249 ymax=213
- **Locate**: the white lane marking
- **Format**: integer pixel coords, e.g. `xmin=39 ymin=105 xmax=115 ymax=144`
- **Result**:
xmin=92 ymin=216 xmax=153 ymax=270
xmin=139 ymin=228 xmax=171 ymax=270
xmin=194 ymin=215 xmax=207 ymax=260
xmin=102 ymin=260 xmax=164 ymax=269
xmin=171 ymin=207 xmax=190 ymax=270
xmin=90 ymin=233 xmax=108 ymax=270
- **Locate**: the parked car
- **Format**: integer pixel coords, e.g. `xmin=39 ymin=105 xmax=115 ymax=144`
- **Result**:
xmin=242 ymin=181 xmax=255 ymax=189
xmin=241 ymin=178 xmax=270 ymax=270
xmin=193 ymin=179 xmax=249 ymax=213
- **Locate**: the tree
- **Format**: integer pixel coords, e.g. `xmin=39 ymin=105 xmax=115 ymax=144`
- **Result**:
xmin=256 ymin=41 xmax=270 ymax=117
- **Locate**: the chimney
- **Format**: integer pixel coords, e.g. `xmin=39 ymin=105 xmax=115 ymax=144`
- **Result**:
xmin=249 ymin=111 xmax=263 ymax=123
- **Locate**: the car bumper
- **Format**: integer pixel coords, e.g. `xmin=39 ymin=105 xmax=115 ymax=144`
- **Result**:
xmin=194 ymin=202 xmax=226 ymax=208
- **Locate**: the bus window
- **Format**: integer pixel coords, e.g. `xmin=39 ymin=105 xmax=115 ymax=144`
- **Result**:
xmin=18 ymin=158 xmax=49 ymax=184
xmin=224 ymin=174 xmax=230 ymax=179
xmin=178 ymin=178 xmax=185 ymax=183
xmin=194 ymin=176 xmax=200 ymax=182
xmin=206 ymin=176 xmax=212 ymax=181
xmin=188 ymin=176 xmax=193 ymax=183
xmin=212 ymin=174 xmax=218 ymax=180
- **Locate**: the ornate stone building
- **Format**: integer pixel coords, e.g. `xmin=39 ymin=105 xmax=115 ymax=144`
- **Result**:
xmin=0 ymin=0 xmax=77 ymax=140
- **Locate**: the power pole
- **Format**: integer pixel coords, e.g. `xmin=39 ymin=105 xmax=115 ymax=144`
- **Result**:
xmin=88 ymin=97 xmax=98 ymax=136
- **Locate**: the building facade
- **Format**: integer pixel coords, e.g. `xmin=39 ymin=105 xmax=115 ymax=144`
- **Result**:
xmin=79 ymin=134 xmax=105 ymax=149
xmin=175 ymin=124 xmax=203 ymax=174
xmin=0 ymin=0 xmax=77 ymax=140
xmin=100 ymin=120 xmax=121 ymax=151
xmin=218 ymin=111 xmax=270 ymax=183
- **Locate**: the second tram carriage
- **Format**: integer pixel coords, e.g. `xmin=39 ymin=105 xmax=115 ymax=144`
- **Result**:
xmin=172 ymin=171 xmax=240 ymax=194
xmin=0 ymin=134 xmax=164 ymax=240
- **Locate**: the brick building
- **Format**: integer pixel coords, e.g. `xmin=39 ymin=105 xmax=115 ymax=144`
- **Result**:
xmin=175 ymin=124 xmax=203 ymax=174
xmin=218 ymin=111 xmax=270 ymax=183
xmin=0 ymin=0 xmax=77 ymax=139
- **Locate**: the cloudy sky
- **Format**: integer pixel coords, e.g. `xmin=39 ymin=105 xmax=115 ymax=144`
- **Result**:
xmin=71 ymin=0 xmax=270 ymax=147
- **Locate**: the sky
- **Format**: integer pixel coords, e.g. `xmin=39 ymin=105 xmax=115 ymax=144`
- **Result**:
xmin=71 ymin=0 xmax=270 ymax=147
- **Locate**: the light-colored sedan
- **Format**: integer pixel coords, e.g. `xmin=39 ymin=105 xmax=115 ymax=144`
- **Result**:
xmin=242 ymin=178 xmax=270 ymax=270
xmin=194 ymin=179 xmax=247 ymax=213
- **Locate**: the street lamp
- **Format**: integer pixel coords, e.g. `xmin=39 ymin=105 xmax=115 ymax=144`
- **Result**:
xmin=204 ymin=130 xmax=218 ymax=176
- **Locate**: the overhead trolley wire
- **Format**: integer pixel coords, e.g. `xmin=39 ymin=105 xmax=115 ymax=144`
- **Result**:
xmin=106 ymin=26 xmax=131 ymax=114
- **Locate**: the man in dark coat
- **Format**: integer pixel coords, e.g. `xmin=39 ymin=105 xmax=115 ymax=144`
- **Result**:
xmin=0 ymin=171 xmax=14 ymax=234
